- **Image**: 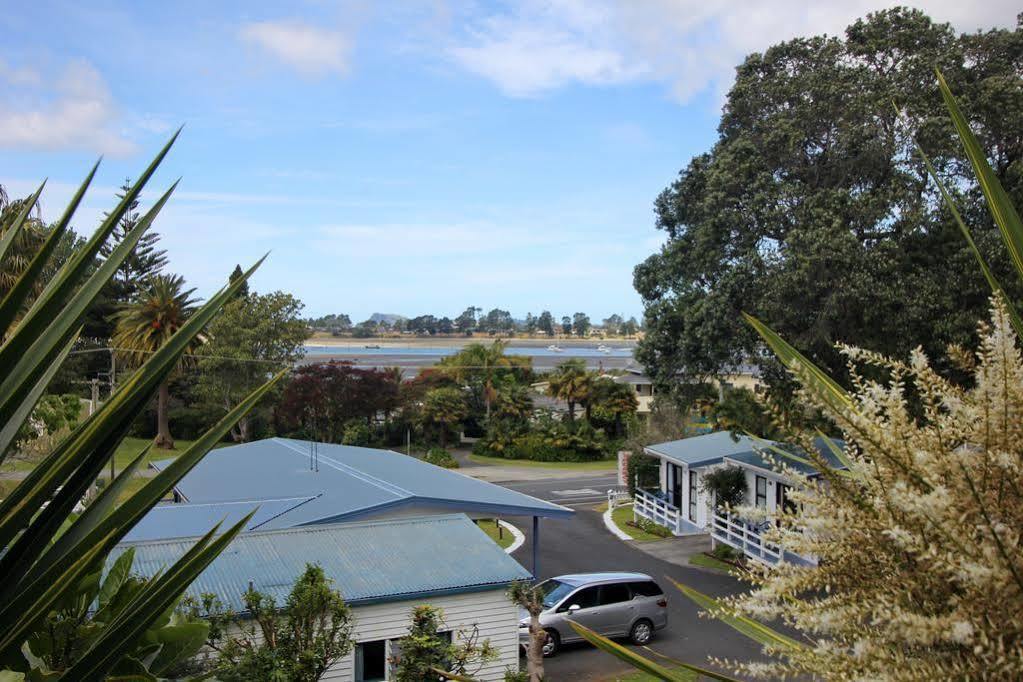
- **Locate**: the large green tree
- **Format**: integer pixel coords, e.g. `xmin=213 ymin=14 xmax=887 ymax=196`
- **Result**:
xmin=635 ymin=8 xmax=1023 ymax=400
xmin=196 ymin=290 xmax=307 ymax=442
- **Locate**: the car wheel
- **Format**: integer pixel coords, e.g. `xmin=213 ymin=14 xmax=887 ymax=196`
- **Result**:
xmin=630 ymin=619 xmax=654 ymax=645
xmin=542 ymin=629 xmax=560 ymax=657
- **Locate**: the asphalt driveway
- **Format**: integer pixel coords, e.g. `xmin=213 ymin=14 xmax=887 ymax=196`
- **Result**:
xmin=500 ymin=475 xmax=765 ymax=681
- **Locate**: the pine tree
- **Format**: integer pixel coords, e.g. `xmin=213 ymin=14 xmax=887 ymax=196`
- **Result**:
xmin=100 ymin=179 xmax=168 ymax=304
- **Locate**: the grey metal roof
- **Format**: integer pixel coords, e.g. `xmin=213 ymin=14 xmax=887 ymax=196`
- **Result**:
xmin=110 ymin=514 xmax=531 ymax=613
xmin=724 ymin=437 xmax=848 ymax=477
xmin=151 ymin=438 xmax=572 ymax=529
xmin=645 ymin=431 xmax=763 ymax=467
xmin=122 ymin=496 xmax=320 ymax=542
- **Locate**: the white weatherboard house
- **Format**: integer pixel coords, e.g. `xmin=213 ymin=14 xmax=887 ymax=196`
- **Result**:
xmin=633 ymin=431 xmax=845 ymax=565
xmin=111 ymin=514 xmax=530 ymax=681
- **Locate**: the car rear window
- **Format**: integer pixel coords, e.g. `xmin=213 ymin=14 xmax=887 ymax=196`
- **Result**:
xmin=628 ymin=580 xmax=664 ymax=597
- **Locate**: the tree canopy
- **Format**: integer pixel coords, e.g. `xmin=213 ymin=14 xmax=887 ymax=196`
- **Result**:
xmin=634 ymin=8 xmax=1023 ymax=399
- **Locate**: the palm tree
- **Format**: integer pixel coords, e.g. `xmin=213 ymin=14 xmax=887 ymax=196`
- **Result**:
xmin=591 ymin=378 xmax=639 ymax=437
xmin=546 ymin=359 xmax=594 ymax=422
xmin=494 ymin=383 xmax=534 ymax=422
xmin=420 ymin=387 xmax=469 ymax=448
xmin=112 ymin=274 xmax=198 ymax=449
xmin=440 ymin=340 xmax=530 ymax=422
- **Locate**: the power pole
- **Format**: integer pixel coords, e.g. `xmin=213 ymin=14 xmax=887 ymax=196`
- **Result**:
xmin=90 ymin=378 xmax=100 ymax=415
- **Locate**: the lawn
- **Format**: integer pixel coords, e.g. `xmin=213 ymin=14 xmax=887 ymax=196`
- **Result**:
xmin=468 ymin=453 xmax=617 ymax=470
xmin=610 ymin=504 xmax=673 ymax=542
xmin=5 ymin=436 xmax=204 ymax=473
xmin=689 ymin=552 xmax=736 ymax=573
xmin=476 ymin=519 xmax=516 ymax=550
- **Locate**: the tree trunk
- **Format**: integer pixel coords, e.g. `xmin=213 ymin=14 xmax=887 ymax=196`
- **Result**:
xmin=527 ymin=612 xmax=546 ymax=682
xmin=238 ymin=415 xmax=251 ymax=443
xmin=154 ymin=380 xmax=174 ymax=450
xmin=567 ymin=401 xmax=575 ymax=421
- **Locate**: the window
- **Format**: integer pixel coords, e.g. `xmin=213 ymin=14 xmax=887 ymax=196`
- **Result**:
xmin=755 ymin=475 xmax=767 ymax=509
xmin=559 ymin=586 xmax=599 ymax=611
xmin=688 ymin=470 xmax=698 ymax=521
xmin=777 ymin=483 xmax=797 ymax=515
xmin=628 ymin=581 xmax=664 ymax=598
xmin=599 ymin=583 xmax=631 ymax=606
xmin=537 ymin=579 xmax=575 ymax=609
xmin=355 ymin=640 xmax=386 ymax=682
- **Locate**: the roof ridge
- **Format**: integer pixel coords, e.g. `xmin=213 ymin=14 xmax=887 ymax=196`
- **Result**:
xmin=119 ymin=512 xmax=469 ymax=547
xmin=273 ymin=438 xmax=415 ymax=499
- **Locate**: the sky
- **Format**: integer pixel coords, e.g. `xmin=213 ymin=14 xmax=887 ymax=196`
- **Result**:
xmin=0 ymin=1 xmax=1018 ymax=322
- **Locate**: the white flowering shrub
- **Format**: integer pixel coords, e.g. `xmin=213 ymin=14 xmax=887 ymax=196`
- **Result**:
xmin=722 ymin=299 xmax=1023 ymax=679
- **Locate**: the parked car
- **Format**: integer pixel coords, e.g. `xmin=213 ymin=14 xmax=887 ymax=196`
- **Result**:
xmin=519 ymin=572 xmax=668 ymax=657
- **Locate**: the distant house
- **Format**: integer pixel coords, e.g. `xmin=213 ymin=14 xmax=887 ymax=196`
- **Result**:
xmin=611 ymin=369 xmax=655 ymax=414
xmin=632 ymin=431 xmax=846 ymax=566
xmin=112 ymin=514 xmax=529 ymax=682
xmin=144 ymin=438 xmax=572 ymax=575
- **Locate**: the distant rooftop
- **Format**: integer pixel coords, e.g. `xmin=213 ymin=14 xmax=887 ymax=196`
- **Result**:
xmin=645 ymin=431 xmax=762 ymax=467
xmin=150 ymin=438 xmax=572 ymax=530
xmin=111 ymin=514 xmax=531 ymax=613
xmin=646 ymin=432 xmax=846 ymax=475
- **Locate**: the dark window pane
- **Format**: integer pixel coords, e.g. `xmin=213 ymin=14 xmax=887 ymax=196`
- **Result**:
xmin=564 ymin=586 xmax=600 ymax=610
xmin=356 ymin=640 xmax=386 ymax=681
xmin=599 ymin=583 xmax=631 ymax=605
xmin=628 ymin=581 xmax=664 ymax=597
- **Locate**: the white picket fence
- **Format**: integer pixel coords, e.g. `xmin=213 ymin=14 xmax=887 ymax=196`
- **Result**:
xmin=633 ymin=488 xmax=682 ymax=535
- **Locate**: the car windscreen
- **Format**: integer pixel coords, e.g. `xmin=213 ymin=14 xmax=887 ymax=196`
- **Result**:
xmin=537 ymin=579 xmax=576 ymax=609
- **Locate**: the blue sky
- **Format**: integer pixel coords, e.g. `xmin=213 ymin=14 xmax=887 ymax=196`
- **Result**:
xmin=0 ymin=1 xmax=1016 ymax=321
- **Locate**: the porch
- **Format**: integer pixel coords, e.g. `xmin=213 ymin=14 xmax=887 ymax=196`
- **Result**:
xmin=633 ymin=488 xmax=703 ymax=535
xmin=710 ymin=510 xmax=816 ymax=567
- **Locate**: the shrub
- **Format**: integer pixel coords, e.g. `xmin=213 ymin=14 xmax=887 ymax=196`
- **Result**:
xmin=474 ymin=418 xmax=612 ymax=462
xmin=424 ymin=447 xmax=458 ymax=468
xmin=701 ymin=465 xmax=746 ymax=509
xmin=633 ymin=516 xmax=673 ymax=539
xmin=625 ymin=451 xmax=660 ymax=495
xmin=711 ymin=543 xmax=740 ymax=562
xmin=341 ymin=420 xmax=371 ymax=446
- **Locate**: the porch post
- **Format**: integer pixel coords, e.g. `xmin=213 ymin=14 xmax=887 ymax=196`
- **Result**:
xmin=532 ymin=516 xmax=540 ymax=579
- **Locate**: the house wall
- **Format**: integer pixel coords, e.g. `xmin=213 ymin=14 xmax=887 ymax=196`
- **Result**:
xmin=222 ymin=588 xmax=519 ymax=681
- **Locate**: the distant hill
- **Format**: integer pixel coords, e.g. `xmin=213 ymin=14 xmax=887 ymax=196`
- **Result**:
xmin=368 ymin=312 xmax=406 ymax=325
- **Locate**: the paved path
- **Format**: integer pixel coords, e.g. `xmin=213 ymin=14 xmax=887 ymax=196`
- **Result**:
xmin=500 ymin=475 xmax=765 ymax=681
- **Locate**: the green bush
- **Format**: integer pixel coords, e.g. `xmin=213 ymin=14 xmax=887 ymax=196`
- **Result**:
xmin=712 ymin=543 xmax=740 ymax=562
xmin=424 ymin=447 xmax=458 ymax=468
xmin=634 ymin=516 xmax=673 ymax=538
xmin=625 ymin=451 xmax=660 ymax=495
xmin=341 ymin=421 xmax=371 ymax=446
xmin=474 ymin=418 xmax=612 ymax=462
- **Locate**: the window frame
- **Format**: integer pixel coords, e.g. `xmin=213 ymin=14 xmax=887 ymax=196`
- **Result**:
xmin=688 ymin=470 xmax=698 ymax=521
xmin=755 ymin=475 xmax=768 ymax=509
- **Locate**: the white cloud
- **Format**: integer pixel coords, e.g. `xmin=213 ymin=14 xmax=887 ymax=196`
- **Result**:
xmin=0 ymin=59 xmax=135 ymax=155
xmin=240 ymin=20 xmax=351 ymax=77
xmin=448 ymin=0 xmax=1021 ymax=100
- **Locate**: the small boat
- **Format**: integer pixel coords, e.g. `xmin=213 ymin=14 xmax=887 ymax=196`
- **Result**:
xmin=597 ymin=344 xmax=612 ymax=353
xmin=364 ymin=344 xmax=381 ymax=349
xmin=547 ymin=345 xmax=563 ymax=352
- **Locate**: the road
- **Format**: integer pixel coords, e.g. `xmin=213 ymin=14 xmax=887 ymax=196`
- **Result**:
xmin=497 ymin=474 xmax=764 ymax=681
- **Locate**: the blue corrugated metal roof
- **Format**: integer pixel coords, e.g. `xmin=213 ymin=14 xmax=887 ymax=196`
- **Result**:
xmin=122 ymin=496 xmax=320 ymax=542
xmin=725 ymin=437 xmax=848 ymax=477
xmin=645 ymin=431 xmax=762 ymax=466
xmin=150 ymin=438 xmax=572 ymax=529
xmin=110 ymin=514 xmax=531 ymax=612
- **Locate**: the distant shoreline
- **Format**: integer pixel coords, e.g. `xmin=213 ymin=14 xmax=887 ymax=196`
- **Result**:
xmin=304 ymin=335 xmax=639 ymax=349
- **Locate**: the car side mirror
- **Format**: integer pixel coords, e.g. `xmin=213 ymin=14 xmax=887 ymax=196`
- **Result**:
xmin=567 ymin=604 xmax=581 ymax=613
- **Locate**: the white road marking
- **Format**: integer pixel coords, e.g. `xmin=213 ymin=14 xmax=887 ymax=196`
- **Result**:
xmin=550 ymin=488 xmax=601 ymax=496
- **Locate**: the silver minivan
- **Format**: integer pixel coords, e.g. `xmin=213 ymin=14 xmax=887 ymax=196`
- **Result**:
xmin=518 ymin=572 xmax=668 ymax=657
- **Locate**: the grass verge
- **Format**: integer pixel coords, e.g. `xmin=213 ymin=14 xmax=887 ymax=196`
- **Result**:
xmin=689 ymin=552 xmax=736 ymax=573
xmin=476 ymin=519 xmax=515 ymax=549
xmin=610 ymin=504 xmax=673 ymax=542
xmin=468 ymin=453 xmax=617 ymax=470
